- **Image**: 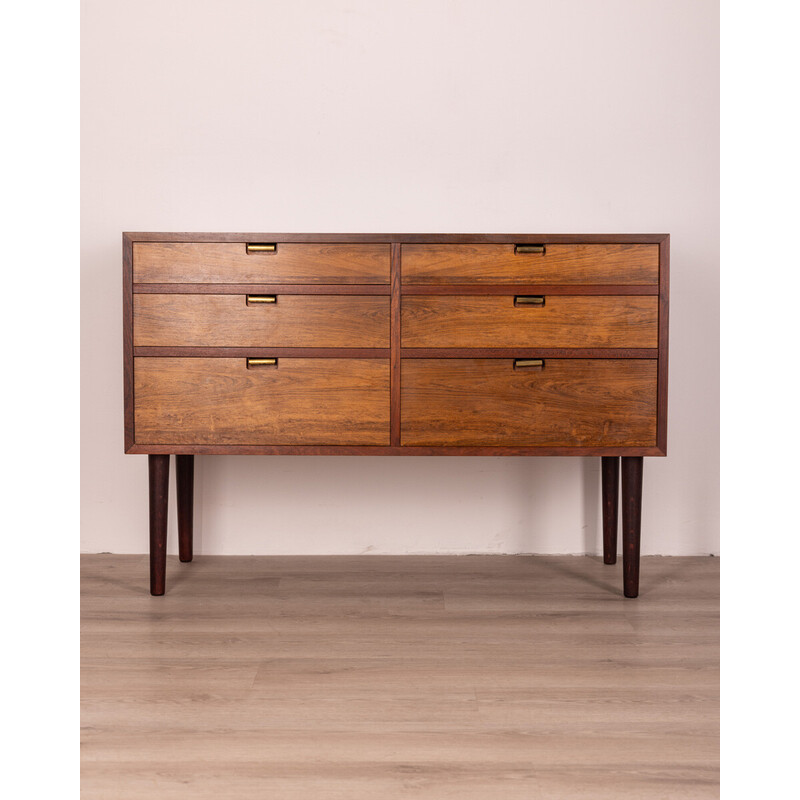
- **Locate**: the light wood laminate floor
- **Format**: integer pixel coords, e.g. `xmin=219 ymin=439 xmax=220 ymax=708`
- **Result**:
xmin=81 ymin=554 xmax=719 ymax=799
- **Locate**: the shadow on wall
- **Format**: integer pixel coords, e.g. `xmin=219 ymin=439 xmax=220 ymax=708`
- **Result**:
xmin=185 ymin=455 xmax=604 ymax=556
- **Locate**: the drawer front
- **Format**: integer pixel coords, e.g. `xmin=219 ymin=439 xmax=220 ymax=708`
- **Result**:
xmin=135 ymin=358 xmax=390 ymax=445
xmin=401 ymin=359 xmax=657 ymax=447
xmin=402 ymin=244 xmax=658 ymax=284
xmin=402 ymin=296 xmax=658 ymax=348
xmin=134 ymin=295 xmax=389 ymax=348
xmin=133 ymin=242 xmax=391 ymax=284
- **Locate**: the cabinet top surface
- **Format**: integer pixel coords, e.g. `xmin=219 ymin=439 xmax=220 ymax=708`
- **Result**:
xmin=124 ymin=232 xmax=669 ymax=244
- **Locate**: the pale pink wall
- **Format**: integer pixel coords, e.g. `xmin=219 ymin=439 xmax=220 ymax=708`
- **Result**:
xmin=81 ymin=0 xmax=719 ymax=555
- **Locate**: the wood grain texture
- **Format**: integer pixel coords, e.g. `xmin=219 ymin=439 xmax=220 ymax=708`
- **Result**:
xmin=125 ymin=232 xmax=670 ymax=244
xmin=134 ymin=347 xmax=390 ymax=358
xmin=402 ymin=284 xmax=659 ymax=295
xmin=134 ymin=358 xmax=390 ymax=446
xmin=134 ymin=283 xmax=391 ymax=295
xmin=134 ymin=294 xmax=389 ymax=348
xmin=81 ymin=553 xmax=719 ymax=800
xmin=658 ymin=235 xmax=670 ymax=454
xmin=401 ymin=359 xmax=657 ymax=447
xmin=147 ymin=455 xmax=169 ymax=596
xmin=400 ymin=348 xmax=657 ymax=358
xmin=402 ymin=244 xmax=659 ymax=285
xmin=390 ymin=243 xmax=401 ymax=447
xmin=123 ymin=234 xmax=134 ymax=451
xmin=127 ymin=443 xmax=665 ymax=456
xmin=402 ymin=296 xmax=658 ymax=348
xmin=601 ymin=456 xmax=619 ymax=565
xmin=622 ymin=457 xmax=644 ymax=598
xmin=133 ymin=242 xmax=390 ymax=284
xmin=123 ymin=233 xmax=669 ymax=456
xmin=176 ymin=455 xmax=194 ymax=563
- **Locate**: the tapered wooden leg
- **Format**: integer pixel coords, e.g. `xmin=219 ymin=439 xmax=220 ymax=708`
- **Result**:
xmin=621 ymin=456 xmax=643 ymax=598
xmin=176 ymin=455 xmax=194 ymax=563
xmin=601 ymin=456 xmax=619 ymax=564
xmin=148 ymin=454 xmax=170 ymax=596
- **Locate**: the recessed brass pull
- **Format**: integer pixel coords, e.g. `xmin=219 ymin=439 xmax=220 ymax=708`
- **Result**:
xmin=246 ymin=294 xmax=277 ymax=304
xmin=246 ymin=358 xmax=278 ymax=368
xmin=515 ymin=244 xmax=545 ymax=254
xmin=246 ymin=243 xmax=277 ymax=253
xmin=514 ymin=359 xmax=544 ymax=370
xmin=514 ymin=295 xmax=545 ymax=307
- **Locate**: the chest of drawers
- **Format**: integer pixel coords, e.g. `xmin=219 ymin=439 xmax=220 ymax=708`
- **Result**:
xmin=124 ymin=233 xmax=669 ymax=597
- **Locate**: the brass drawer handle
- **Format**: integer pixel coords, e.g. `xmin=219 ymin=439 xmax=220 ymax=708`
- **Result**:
xmin=514 ymin=359 xmax=544 ymax=370
xmin=246 ymin=294 xmax=277 ymax=304
xmin=246 ymin=243 xmax=277 ymax=253
xmin=515 ymin=244 xmax=545 ymax=255
xmin=514 ymin=295 xmax=545 ymax=307
xmin=246 ymin=358 xmax=278 ymax=368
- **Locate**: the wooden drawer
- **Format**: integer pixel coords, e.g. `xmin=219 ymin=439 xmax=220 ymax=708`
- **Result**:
xmin=401 ymin=359 xmax=657 ymax=447
xmin=402 ymin=296 xmax=658 ymax=348
xmin=402 ymin=244 xmax=658 ymax=284
xmin=134 ymin=294 xmax=389 ymax=348
xmin=133 ymin=242 xmax=390 ymax=284
xmin=135 ymin=358 xmax=390 ymax=445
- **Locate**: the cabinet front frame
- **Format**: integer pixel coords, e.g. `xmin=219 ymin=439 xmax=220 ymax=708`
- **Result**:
xmin=124 ymin=233 xmax=669 ymax=456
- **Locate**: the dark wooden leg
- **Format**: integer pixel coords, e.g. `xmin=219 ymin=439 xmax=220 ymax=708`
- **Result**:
xmin=176 ymin=455 xmax=194 ymax=563
xmin=148 ymin=454 xmax=170 ymax=596
xmin=601 ymin=456 xmax=619 ymax=564
xmin=621 ymin=456 xmax=643 ymax=598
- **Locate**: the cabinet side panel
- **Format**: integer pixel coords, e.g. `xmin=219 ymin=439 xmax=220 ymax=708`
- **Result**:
xmin=657 ymin=235 xmax=670 ymax=454
xmin=123 ymin=234 xmax=135 ymax=451
xmin=390 ymin=243 xmax=401 ymax=446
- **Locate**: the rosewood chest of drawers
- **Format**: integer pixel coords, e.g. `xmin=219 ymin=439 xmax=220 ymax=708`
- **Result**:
xmin=124 ymin=233 xmax=669 ymax=598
